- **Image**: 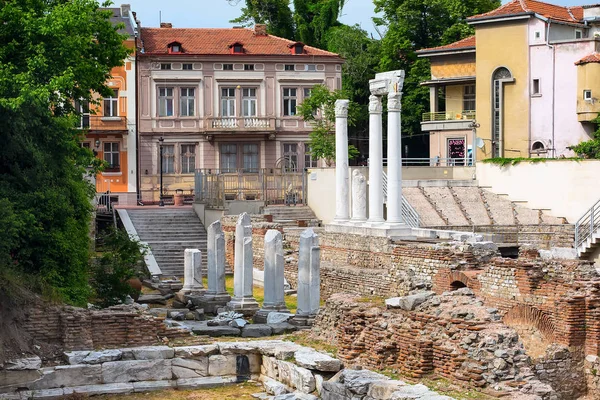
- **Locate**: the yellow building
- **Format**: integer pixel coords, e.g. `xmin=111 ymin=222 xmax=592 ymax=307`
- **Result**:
xmin=418 ymin=0 xmax=600 ymax=161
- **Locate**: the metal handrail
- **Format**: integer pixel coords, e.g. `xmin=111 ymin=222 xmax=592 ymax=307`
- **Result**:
xmin=381 ymin=170 xmax=420 ymax=228
xmin=422 ymin=110 xmax=476 ymax=122
xmin=575 ymin=198 xmax=600 ymax=249
xmin=379 ymin=157 xmax=472 ymax=167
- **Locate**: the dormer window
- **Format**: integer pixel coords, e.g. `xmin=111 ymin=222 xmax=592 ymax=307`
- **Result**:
xmin=289 ymin=42 xmax=305 ymax=55
xmin=230 ymin=42 xmax=244 ymax=54
xmin=168 ymin=42 xmax=183 ymax=54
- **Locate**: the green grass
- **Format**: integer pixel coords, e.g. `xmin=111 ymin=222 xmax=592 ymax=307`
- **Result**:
xmin=202 ymin=275 xmax=297 ymax=314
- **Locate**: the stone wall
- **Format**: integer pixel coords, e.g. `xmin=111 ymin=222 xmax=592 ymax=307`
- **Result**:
xmin=21 ymin=304 xmax=191 ymax=353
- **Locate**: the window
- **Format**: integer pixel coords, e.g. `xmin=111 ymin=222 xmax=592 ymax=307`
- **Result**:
xmin=103 ymin=142 xmax=120 ymax=171
xmin=171 ymin=44 xmax=181 ymax=53
xmin=223 ymin=64 xmax=234 ymax=70
xmin=242 ymin=88 xmax=257 ymax=117
xmin=294 ymin=43 xmax=304 ymax=55
xmin=283 ymin=88 xmax=297 ymax=116
xmin=244 ymin=64 xmax=255 ymax=71
xmin=305 ymin=64 xmax=316 ymax=71
xmin=283 ymin=143 xmax=298 ymax=172
xmin=492 ymin=67 xmax=513 ymax=158
xmin=75 ymin=99 xmax=90 ymax=128
xmin=535 ymin=31 xmax=541 ymax=39
xmin=232 ymin=44 xmax=244 ymax=54
xmin=158 ymin=87 xmax=174 ymax=117
xmin=160 ymin=63 xmax=172 ymax=70
xmin=161 ymin=144 xmax=175 ymax=174
xmin=221 ymin=88 xmax=236 ymax=117
xmin=304 ymin=143 xmax=317 ymax=168
xmin=532 ymin=141 xmax=546 ymax=153
xmin=242 ymin=144 xmax=259 ymax=172
xmin=575 ymin=29 xmax=583 ymax=39
xmin=284 ymin=64 xmax=295 ymax=71
xmin=584 ymin=90 xmax=593 ymax=100
xmin=532 ymin=79 xmax=541 ymax=96
xmin=103 ymin=89 xmax=118 ymax=117
xmin=81 ymin=142 xmax=91 ymax=149
xmin=183 ymin=63 xmax=193 ymax=70
xmin=181 ymin=144 xmax=196 ymax=173
xmin=303 ymin=88 xmax=312 ymax=99
xmin=220 ymin=144 xmax=237 ymax=172
xmin=180 ymin=87 xmax=195 ymax=117
xmin=463 ymin=85 xmax=475 ymax=111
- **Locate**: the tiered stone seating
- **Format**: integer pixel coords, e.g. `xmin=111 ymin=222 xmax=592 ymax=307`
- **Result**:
xmin=422 ymin=187 xmax=469 ymax=226
xmin=514 ymin=204 xmax=540 ymax=225
xmin=541 ymin=212 xmax=565 ymax=225
xmin=451 ymin=187 xmax=492 ymax=225
xmin=402 ymin=187 xmax=446 ymax=226
xmin=479 ymin=190 xmax=516 ymax=225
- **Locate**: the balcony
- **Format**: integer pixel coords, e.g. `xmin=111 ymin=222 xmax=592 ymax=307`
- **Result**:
xmin=421 ymin=110 xmax=475 ymax=132
xmin=206 ymin=117 xmax=276 ymax=132
xmin=78 ymin=115 xmax=127 ymax=132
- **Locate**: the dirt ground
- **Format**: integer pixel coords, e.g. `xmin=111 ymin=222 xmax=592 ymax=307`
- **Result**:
xmin=92 ymin=381 xmax=263 ymax=400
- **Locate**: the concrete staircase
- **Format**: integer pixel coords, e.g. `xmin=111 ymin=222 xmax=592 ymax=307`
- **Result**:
xmin=263 ymin=205 xmax=320 ymax=228
xmin=126 ymin=208 xmax=207 ymax=278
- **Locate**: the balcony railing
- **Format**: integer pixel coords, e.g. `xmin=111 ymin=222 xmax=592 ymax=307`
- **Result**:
xmin=207 ymin=117 xmax=276 ymax=131
xmin=77 ymin=115 xmax=127 ymax=131
xmin=422 ymin=110 xmax=476 ymax=122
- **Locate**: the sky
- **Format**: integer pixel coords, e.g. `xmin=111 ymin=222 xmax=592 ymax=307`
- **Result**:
xmin=123 ymin=0 xmax=600 ymax=38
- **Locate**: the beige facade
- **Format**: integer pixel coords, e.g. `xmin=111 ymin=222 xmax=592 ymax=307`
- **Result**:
xmin=577 ymin=62 xmax=600 ymax=122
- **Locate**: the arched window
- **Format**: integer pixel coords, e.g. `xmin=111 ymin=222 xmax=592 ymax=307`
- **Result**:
xmin=492 ymin=67 xmax=514 ymax=158
xmin=531 ymin=141 xmax=546 ymax=153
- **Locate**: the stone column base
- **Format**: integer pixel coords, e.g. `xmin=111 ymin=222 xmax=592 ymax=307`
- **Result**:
xmin=227 ymin=297 xmax=260 ymax=317
xmin=253 ymin=306 xmax=290 ymax=324
xmin=289 ymin=314 xmax=316 ymax=329
xmin=189 ymin=294 xmax=232 ymax=315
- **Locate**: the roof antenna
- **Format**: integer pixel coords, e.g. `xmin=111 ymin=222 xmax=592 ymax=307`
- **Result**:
xmin=159 ymin=10 xmax=162 ymax=25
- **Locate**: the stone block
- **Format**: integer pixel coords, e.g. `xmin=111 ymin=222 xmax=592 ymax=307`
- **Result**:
xmin=389 ymin=384 xmax=433 ymax=399
xmin=385 ymin=292 xmax=435 ymax=311
xmin=101 ymin=360 xmax=172 ymax=383
xmin=0 ymin=370 xmax=41 ymax=391
xmin=176 ymin=376 xmax=237 ymax=389
xmin=262 ymin=376 xmax=289 ymax=395
xmin=132 ymin=380 xmax=175 ymax=392
xmin=191 ymin=325 xmax=241 ymax=337
xmin=82 ymin=349 xmax=122 ymax=364
xmin=4 ymin=356 xmax=42 ymax=371
xmin=208 ymin=355 xmax=237 ymax=376
xmin=63 ymin=351 xmax=90 ymax=365
xmin=64 ymin=382 xmax=134 ymax=396
xmin=124 ymin=346 xmax=174 ymax=360
xmin=274 ymin=393 xmax=318 ymax=400
xmin=27 ymin=388 xmax=64 ymax=399
xmin=262 ymin=356 xmax=279 ymax=380
xmin=174 ymin=345 xmax=219 ymax=358
xmin=267 ymin=312 xmax=294 ymax=324
xmin=242 ymin=324 xmax=273 ymax=338
xmin=367 ymin=380 xmax=408 ymax=399
xmin=171 ymin=358 xmax=208 ymax=379
xmin=294 ymin=350 xmax=341 ymax=372
xmin=30 ymin=365 xmax=102 ymax=390
xmin=276 ymin=360 xmax=316 ymax=393
xmin=342 ymin=369 xmax=389 ymax=395
xmin=218 ymin=341 xmax=262 ymax=355
xmin=270 ymin=323 xmax=297 ymax=335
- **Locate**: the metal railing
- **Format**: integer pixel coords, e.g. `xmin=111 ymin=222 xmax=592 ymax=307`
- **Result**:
xmin=575 ymin=198 xmax=600 ymax=250
xmin=207 ymin=117 xmax=275 ymax=130
xmin=378 ymin=157 xmax=473 ymax=167
xmin=195 ymin=168 xmax=306 ymax=208
xmin=381 ymin=171 xmax=420 ymax=228
xmin=77 ymin=115 xmax=127 ymax=130
xmin=422 ymin=110 xmax=476 ymax=122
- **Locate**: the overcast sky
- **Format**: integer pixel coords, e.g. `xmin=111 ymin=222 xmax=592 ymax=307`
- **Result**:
xmin=123 ymin=0 xmax=600 ymax=38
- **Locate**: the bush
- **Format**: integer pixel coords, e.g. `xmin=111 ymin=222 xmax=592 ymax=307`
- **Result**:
xmin=91 ymin=228 xmax=146 ymax=308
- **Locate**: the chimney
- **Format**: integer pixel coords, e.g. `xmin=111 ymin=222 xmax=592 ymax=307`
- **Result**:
xmin=161 ymin=22 xmax=173 ymax=29
xmin=254 ymin=24 xmax=268 ymax=36
xmin=120 ymin=4 xmax=130 ymax=17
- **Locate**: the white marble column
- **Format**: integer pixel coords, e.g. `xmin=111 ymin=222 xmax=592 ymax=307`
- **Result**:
xmin=387 ymin=92 xmax=403 ymax=224
xmin=351 ymin=169 xmax=367 ymax=222
xmin=334 ymin=99 xmax=350 ymax=222
xmin=296 ymin=228 xmax=320 ymax=318
xmin=368 ymin=95 xmax=384 ymax=223
xmin=227 ymin=213 xmax=259 ymax=314
xmin=181 ymin=249 xmax=203 ymax=294
xmin=255 ymin=230 xmax=289 ymax=322
xmin=206 ymin=221 xmax=230 ymax=302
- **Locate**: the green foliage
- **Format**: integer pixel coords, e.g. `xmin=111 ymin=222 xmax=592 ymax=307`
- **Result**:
xmin=481 ymin=157 xmax=579 ymax=166
xmin=0 ymin=0 xmax=129 ymax=305
xmin=91 ymin=228 xmax=146 ymax=308
xmin=374 ymin=0 xmax=500 ymax=136
xmin=230 ymin=0 xmax=295 ymax=39
xmin=569 ymin=117 xmax=600 ymax=158
xmin=296 ymin=85 xmax=359 ymax=166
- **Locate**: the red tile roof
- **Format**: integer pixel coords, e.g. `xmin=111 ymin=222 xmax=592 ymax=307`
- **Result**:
xmin=468 ymin=0 xmax=584 ymax=24
xmin=418 ymin=36 xmax=476 ymax=54
xmin=140 ymin=27 xmax=340 ymax=57
xmin=576 ymin=53 xmax=600 ymax=65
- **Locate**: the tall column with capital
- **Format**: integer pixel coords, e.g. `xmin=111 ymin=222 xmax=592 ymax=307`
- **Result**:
xmin=387 ymin=92 xmax=403 ymax=224
xmin=368 ymin=95 xmax=384 ymax=223
xmin=334 ymin=100 xmax=350 ymax=221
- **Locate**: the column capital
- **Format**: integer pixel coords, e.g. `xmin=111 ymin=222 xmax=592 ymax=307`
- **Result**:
xmin=334 ymin=99 xmax=350 ymax=118
xmin=388 ymin=92 xmax=402 ymax=112
xmin=368 ymin=95 xmax=383 ymax=114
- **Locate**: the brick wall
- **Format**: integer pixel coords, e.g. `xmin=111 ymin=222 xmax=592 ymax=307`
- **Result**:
xmin=22 ymin=304 xmax=191 ymax=352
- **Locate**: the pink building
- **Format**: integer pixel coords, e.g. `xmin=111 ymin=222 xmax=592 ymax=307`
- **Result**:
xmin=137 ymin=23 xmax=343 ymax=202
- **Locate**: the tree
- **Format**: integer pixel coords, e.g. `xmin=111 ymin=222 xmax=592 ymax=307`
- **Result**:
xmin=294 ymin=0 xmax=346 ymax=48
xmin=374 ymin=0 xmax=500 ymax=137
xmin=297 ymin=85 xmax=359 ymax=166
xmin=230 ymin=0 xmax=295 ymax=39
xmin=0 ymin=0 xmax=129 ymax=304
xmin=568 ymin=116 xmax=600 ymax=158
